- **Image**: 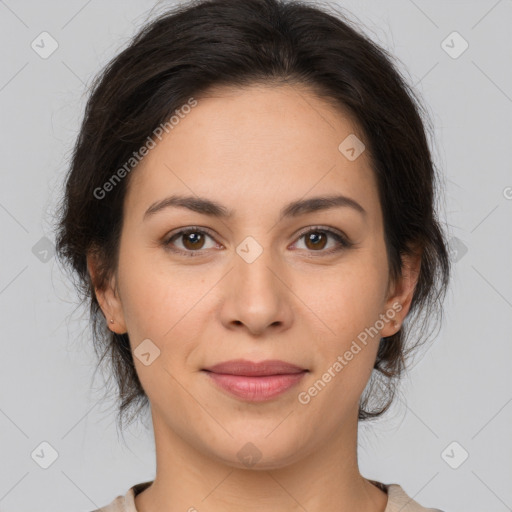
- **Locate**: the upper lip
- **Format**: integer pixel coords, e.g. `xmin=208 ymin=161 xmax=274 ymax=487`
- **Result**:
xmin=202 ymin=359 xmax=307 ymax=376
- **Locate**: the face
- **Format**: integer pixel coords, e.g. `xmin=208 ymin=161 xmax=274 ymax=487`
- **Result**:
xmin=91 ymin=83 xmax=416 ymax=469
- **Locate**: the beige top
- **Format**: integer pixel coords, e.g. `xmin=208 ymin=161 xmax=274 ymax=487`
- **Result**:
xmin=93 ymin=480 xmax=445 ymax=511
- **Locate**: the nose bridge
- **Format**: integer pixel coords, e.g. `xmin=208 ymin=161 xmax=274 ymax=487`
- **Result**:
xmin=233 ymin=237 xmax=281 ymax=301
xmin=220 ymin=237 xmax=291 ymax=334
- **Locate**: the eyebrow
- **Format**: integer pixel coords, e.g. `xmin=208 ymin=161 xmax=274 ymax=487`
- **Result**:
xmin=143 ymin=193 xmax=367 ymax=221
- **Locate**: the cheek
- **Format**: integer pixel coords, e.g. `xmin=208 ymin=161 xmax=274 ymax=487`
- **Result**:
xmin=307 ymin=262 xmax=387 ymax=341
xmin=301 ymin=257 xmax=387 ymax=388
xmin=117 ymin=248 xmax=218 ymax=395
xmin=117 ymin=242 xmax=206 ymax=336
xmin=296 ymin=273 xmax=384 ymax=423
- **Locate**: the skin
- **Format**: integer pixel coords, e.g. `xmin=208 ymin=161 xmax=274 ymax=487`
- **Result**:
xmin=88 ymin=83 xmax=421 ymax=512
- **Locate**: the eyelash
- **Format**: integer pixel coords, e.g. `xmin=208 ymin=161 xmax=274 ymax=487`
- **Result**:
xmin=163 ymin=225 xmax=354 ymax=258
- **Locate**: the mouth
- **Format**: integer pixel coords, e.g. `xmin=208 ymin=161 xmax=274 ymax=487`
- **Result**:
xmin=201 ymin=359 xmax=309 ymax=402
xmin=202 ymin=358 xmax=307 ymax=376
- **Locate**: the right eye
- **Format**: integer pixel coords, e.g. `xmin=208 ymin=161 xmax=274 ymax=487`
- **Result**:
xmin=163 ymin=227 xmax=221 ymax=256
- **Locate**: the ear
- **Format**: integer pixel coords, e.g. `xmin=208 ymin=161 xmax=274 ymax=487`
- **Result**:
xmin=87 ymin=251 xmax=127 ymax=334
xmin=380 ymin=247 xmax=422 ymax=338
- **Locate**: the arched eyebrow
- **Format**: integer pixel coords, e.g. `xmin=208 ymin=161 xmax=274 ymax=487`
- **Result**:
xmin=143 ymin=194 xmax=367 ymax=221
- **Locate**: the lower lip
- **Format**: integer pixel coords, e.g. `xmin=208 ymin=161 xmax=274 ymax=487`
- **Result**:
xmin=203 ymin=371 xmax=307 ymax=402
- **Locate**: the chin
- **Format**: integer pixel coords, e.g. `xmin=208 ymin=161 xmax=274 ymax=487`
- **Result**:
xmin=205 ymin=434 xmax=308 ymax=471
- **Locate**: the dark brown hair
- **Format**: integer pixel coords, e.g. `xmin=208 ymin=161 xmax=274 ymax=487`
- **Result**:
xmin=54 ymin=0 xmax=451 ymax=432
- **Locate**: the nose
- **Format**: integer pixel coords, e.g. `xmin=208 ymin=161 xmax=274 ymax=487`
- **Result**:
xmin=218 ymin=246 xmax=294 ymax=337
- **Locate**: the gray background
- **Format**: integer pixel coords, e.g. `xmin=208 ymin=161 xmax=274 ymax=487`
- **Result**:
xmin=1 ymin=0 xmax=511 ymax=511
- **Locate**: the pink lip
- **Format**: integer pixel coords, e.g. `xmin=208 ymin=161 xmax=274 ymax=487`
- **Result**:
xmin=202 ymin=359 xmax=308 ymax=402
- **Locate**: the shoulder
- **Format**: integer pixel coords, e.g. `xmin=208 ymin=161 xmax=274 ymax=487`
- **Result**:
xmin=384 ymin=482 xmax=446 ymax=512
xmin=89 ymin=494 xmax=126 ymax=512
xmin=90 ymin=480 xmax=448 ymax=512
xmin=88 ymin=481 xmax=153 ymax=512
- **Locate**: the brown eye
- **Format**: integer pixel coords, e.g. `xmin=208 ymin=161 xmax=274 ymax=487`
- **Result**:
xmin=164 ymin=228 xmax=217 ymax=256
xmin=181 ymin=231 xmax=206 ymax=250
xmin=293 ymin=227 xmax=353 ymax=255
xmin=304 ymin=231 xmax=328 ymax=250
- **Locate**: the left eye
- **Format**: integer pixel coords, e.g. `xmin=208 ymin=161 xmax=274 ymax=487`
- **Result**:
xmin=293 ymin=228 xmax=352 ymax=253
xmin=164 ymin=226 xmax=352 ymax=256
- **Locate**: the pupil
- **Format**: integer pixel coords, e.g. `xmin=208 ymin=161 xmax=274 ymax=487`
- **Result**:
xmin=186 ymin=232 xmax=202 ymax=247
xmin=308 ymin=232 xmax=326 ymax=249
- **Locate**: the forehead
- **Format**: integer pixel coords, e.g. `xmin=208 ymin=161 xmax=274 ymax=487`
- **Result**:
xmin=124 ymin=83 xmax=379 ymax=225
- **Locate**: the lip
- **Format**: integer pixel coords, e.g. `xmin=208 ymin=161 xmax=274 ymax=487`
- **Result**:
xmin=203 ymin=359 xmax=307 ymax=376
xmin=202 ymin=359 xmax=308 ymax=402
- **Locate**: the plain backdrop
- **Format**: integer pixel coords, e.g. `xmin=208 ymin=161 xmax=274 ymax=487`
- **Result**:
xmin=0 ymin=1 xmax=511 ymax=511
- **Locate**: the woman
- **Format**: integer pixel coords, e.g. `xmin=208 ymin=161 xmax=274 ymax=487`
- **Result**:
xmin=55 ymin=0 xmax=450 ymax=510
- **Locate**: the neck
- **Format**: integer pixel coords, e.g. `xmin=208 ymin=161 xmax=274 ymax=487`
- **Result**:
xmin=134 ymin=408 xmax=388 ymax=512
